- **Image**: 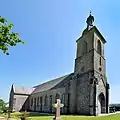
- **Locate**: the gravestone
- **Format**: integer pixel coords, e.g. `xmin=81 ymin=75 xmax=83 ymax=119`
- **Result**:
xmin=53 ymin=99 xmax=64 ymax=120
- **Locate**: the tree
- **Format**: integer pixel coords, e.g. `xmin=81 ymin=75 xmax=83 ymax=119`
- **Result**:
xmin=0 ymin=99 xmax=9 ymax=113
xmin=0 ymin=99 xmax=5 ymax=112
xmin=0 ymin=16 xmax=24 ymax=55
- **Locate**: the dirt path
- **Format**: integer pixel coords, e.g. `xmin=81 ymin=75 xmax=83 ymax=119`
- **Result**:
xmin=0 ymin=116 xmax=5 ymax=119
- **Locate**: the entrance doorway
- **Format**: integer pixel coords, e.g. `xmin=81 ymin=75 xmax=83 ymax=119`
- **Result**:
xmin=98 ymin=93 xmax=105 ymax=114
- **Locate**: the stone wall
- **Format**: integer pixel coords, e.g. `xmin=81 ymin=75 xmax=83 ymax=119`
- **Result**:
xmin=76 ymin=73 xmax=90 ymax=115
xmin=29 ymin=87 xmax=65 ymax=113
xmin=94 ymin=71 xmax=106 ymax=115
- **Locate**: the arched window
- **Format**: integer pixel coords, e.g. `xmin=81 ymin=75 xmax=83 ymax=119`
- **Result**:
xmin=40 ymin=97 xmax=42 ymax=105
xmin=40 ymin=97 xmax=43 ymax=111
xmin=34 ymin=98 xmax=36 ymax=111
xmin=99 ymin=57 xmax=102 ymax=66
xmin=55 ymin=93 xmax=60 ymax=102
xmin=31 ymin=98 xmax=33 ymax=106
xmin=13 ymin=98 xmax=16 ymax=106
xmin=97 ymin=40 xmax=102 ymax=55
xmin=66 ymin=93 xmax=70 ymax=113
xmin=37 ymin=97 xmax=39 ymax=106
xmin=44 ymin=95 xmax=48 ymax=106
xmin=61 ymin=93 xmax=65 ymax=103
xmin=49 ymin=95 xmax=53 ymax=113
xmin=61 ymin=93 xmax=65 ymax=113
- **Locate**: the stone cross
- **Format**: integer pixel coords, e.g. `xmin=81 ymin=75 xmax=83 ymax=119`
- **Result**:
xmin=53 ymin=99 xmax=64 ymax=120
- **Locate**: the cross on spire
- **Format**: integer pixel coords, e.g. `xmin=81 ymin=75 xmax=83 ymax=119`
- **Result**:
xmin=90 ymin=11 xmax=91 ymax=14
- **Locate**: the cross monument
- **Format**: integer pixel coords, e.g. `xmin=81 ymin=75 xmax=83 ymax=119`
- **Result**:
xmin=53 ymin=99 xmax=64 ymax=120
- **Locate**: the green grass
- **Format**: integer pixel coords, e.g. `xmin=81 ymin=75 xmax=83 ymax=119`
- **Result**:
xmin=0 ymin=112 xmax=120 ymax=120
xmin=0 ymin=112 xmax=22 ymax=119
xmin=29 ymin=113 xmax=120 ymax=120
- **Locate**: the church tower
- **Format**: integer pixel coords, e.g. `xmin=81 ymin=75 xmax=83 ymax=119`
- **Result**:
xmin=74 ymin=13 xmax=110 ymax=115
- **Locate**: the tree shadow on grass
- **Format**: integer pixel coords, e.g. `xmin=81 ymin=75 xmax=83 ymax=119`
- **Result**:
xmin=28 ymin=112 xmax=55 ymax=117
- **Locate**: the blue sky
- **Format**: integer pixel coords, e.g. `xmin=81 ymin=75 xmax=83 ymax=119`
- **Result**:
xmin=0 ymin=0 xmax=120 ymax=104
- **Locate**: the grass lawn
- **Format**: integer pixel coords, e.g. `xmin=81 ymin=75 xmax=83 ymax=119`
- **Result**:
xmin=0 ymin=112 xmax=120 ymax=120
xmin=29 ymin=113 xmax=120 ymax=120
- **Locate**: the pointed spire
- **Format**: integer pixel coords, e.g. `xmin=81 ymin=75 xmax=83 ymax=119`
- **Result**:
xmin=12 ymin=83 xmax=14 ymax=87
xmin=11 ymin=83 xmax=15 ymax=91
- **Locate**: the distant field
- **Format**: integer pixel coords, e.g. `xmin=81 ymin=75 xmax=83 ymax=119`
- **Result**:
xmin=0 ymin=112 xmax=120 ymax=120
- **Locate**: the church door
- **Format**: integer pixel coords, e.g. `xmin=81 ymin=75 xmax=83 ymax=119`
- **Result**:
xmin=98 ymin=93 xmax=105 ymax=114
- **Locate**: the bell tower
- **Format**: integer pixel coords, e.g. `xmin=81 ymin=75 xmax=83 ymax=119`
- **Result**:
xmin=74 ymin=12 xmax=110 ymax=115
xmin=74 ymin=12 xmax=95 ymax=75
xmin=74 ymin=12 xmax=106 ymax=77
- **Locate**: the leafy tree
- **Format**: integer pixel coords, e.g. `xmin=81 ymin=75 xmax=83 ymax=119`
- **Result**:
xmin=0 ymin=99 xmax=5 ymax=112
xmin=0 ymin=99 xmax=9 ymax=113
xmin=0 ymin=16 xmax=24 ymax=55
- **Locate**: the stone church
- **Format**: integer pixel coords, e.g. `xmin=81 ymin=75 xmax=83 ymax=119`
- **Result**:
xmin=9 ymin=13 xmax=110 ymax=116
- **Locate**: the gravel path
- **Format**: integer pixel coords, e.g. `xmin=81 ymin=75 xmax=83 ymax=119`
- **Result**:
xmin=0 ymin=116 xmax=5 ymax=119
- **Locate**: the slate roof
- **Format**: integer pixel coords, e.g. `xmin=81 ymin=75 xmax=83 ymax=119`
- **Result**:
xmin=12 ymin=73 xmax=72 ymax=95
xmin=13 ymin=85 xmax=35 ymax=95
xmin=77 ymin=26 xmax=106 ymax=43
xmin=32 ymin=74 xmax=72 ymax=94
xmin=93 ymin=26 xmax=106 ymax=43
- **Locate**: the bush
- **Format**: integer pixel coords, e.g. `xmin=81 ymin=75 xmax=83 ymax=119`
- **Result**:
xmin=20 ymin=112 xmax=29 ymax=120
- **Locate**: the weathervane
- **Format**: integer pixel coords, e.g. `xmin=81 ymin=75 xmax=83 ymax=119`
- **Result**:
xmin=90 ymin=10 xmax=91 ymax=14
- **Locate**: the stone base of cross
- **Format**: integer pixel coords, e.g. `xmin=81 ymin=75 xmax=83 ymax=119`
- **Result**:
xmin=53 ymin=99 xmax=64 ymax=120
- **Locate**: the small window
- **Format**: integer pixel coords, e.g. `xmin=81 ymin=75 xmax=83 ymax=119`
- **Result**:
xmin=49 ymin=95 xmax=53 ymax=108
xmin=34 ymin=98 xmax=36 ymax=106
xmin=83 ymin=41 xmax=87 ymax=55
xmin=40 ymin=97 xmax=42 ymax=105
xmin=44 ymin=95 xmax=48 ymax=106
xmin=61 ymin=93 xmax=65 ymax=103
xmin=99 ymin=57 xmax=102 ymax=66
xmin=37 ymin=97 xmax=39 ymax=106
xmin=55 ymin=93 xmax=60 ymax=102
xmin=99 ymin=67 xmax=102 ymax=72
xmin=31 ymin=98 xmax=33 ymax=106
xmin=13 ymin=98 xmax=16 ymax=105
xmin=97 ymin=40 xmax=102 ymax=55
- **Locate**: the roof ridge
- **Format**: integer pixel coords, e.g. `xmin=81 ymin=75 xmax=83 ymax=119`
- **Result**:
xmin=31 ymin=73 xmax=73 ymax=94
xmin=33 ymin=73 xmax=71 ymax=88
